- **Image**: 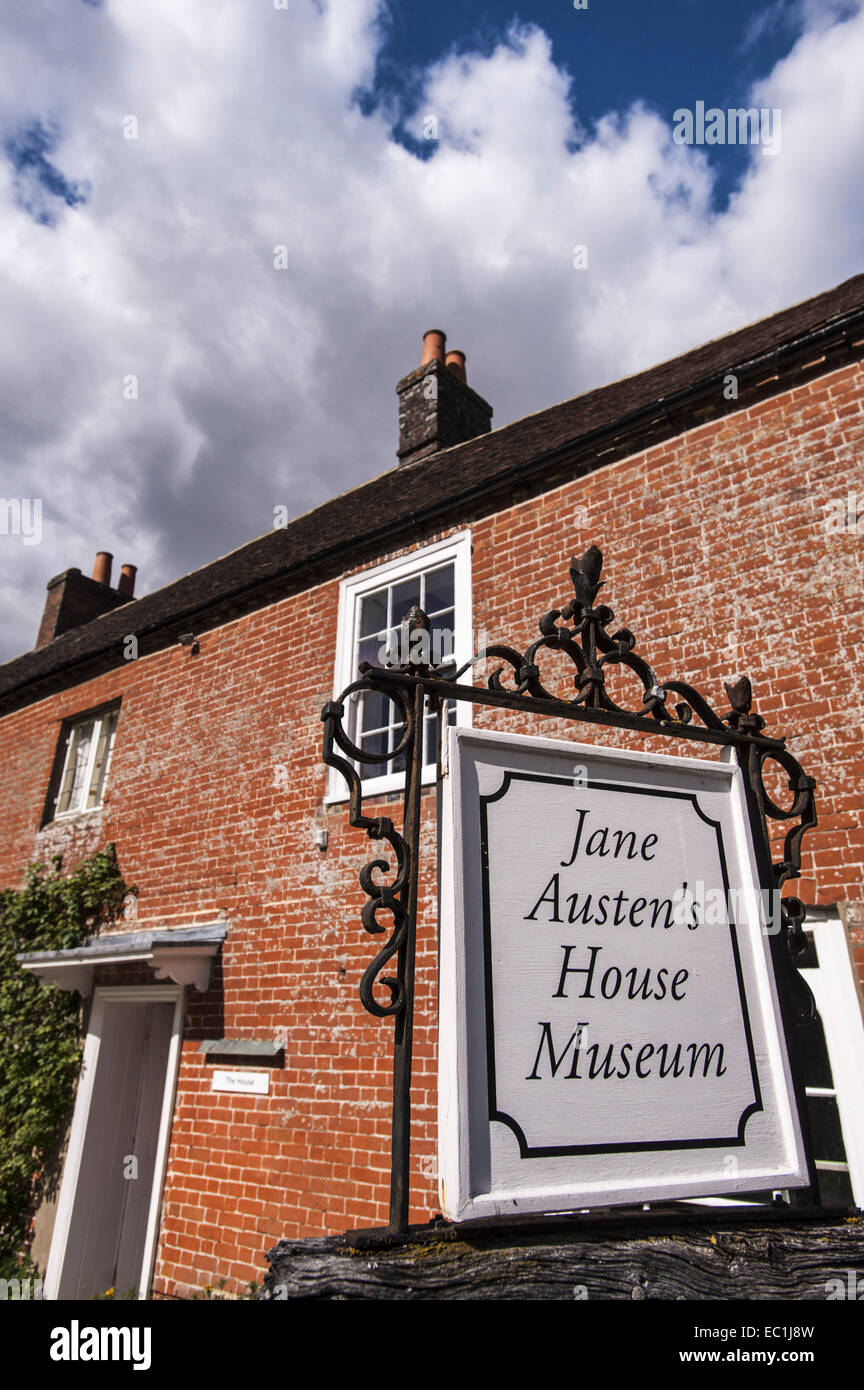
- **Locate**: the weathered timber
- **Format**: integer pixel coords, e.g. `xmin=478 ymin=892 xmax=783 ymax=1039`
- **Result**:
xmin=262 ymin=1211 xmax=863 ymax=1300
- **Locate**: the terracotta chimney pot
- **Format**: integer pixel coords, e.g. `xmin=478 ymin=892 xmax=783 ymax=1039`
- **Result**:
xmin=118 ymin=564 xmax=137 ymax=598
xmin=420 ymin=329 xmax=447 ymax=367
xmin=445 ymin=350 xmax=467 ymax=383
xmin=92 ymin=551 xmax=113 ymax=586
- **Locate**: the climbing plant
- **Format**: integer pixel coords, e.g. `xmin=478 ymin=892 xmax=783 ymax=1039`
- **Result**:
xmin=0 ymin=845 xmax=129 ymax=1277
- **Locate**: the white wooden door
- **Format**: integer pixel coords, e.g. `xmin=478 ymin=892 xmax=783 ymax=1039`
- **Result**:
xmin=54 ymin=998 xmax=175 ymax=1300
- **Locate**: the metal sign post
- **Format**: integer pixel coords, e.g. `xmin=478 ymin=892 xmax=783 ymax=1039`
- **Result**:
xmin=322 ymin=546 xmax=820 ymax=1235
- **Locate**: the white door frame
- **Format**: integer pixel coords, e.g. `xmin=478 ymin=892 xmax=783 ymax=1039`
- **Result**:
xmin=802 ymin=916 xmax=864 ymax=1207
xmin=44 ymin=984 xmax=185 ymax=1301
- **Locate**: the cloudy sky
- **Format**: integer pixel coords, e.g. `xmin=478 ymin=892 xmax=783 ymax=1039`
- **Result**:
xmin=1 ymin=0 xmax=863 ymax=662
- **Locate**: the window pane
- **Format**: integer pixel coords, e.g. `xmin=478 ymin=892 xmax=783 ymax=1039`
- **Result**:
xmin=359 ymin=589 xmax=388 ymax=638
xmin=807 ymin=1095 xmax=847 ymax=1164
xmin=359 ymin=730 xmax=388 ymax=768
xmin=57 ymin=720 xmax=95 ymax=815
xmin=429 ymin=609 xmax=455 ymax=665
xmin=387 ymin=717 xmax=405 ymax=774
xmin=87 ymin=711 xmax=117 ymax=809
xmin=423 ymin=563 xmax=454 ymax=615
xmin=358 ymin=635 xmax=388 ymax=670
xmin=359 ymin=690 xmax=390 ymax=733
xmin=815 ymin=1166 xmax=854 ymax=1205
xmin=422 ymin=701 xmax=457 ymax=766
xmin=382 ymin=627 xmax=405 ymax=668
xmin=391 ymin=577 xmax=421 ymax=626
xmin=424 ymin=715 xmax=436 ymax=767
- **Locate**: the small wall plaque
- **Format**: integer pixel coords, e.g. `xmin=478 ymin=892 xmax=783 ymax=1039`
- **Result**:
xmin=211 ymin=1068 xmax=270 ymax=1096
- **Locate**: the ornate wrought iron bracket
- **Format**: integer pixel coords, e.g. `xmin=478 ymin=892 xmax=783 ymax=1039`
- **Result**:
xmin=321 ymin=547 xmax=820 ymax=1233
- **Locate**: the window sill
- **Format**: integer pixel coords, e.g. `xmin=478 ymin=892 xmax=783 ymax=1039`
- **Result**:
xmin=39 ymin=805 xmax=105 ymax=830
xmin=324 ymin=766 xmax=439 ymax=805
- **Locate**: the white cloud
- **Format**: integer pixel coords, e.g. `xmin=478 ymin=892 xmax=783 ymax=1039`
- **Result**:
xmin=0 ymin=0 xmax=862 ymax=660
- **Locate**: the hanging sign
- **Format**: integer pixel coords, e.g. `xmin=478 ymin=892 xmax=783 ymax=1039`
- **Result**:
xmin=438 ymin=726 xmax=808 ymax=1219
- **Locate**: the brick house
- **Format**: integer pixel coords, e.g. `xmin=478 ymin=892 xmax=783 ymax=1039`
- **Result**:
xmin=2 ymin=276 xmax=863 ymax=1299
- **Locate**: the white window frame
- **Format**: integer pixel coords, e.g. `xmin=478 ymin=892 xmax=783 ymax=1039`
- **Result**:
xmin=327 ymin=531 xmax=473 ymax=801
xmin=51 ymin=706 xmax=119 ymax=821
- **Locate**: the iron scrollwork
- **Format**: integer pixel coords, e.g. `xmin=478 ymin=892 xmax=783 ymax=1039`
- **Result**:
xmin=452 ymin=547 xmax=769 ymax=734
xmin=322 ymin=679 xmax=414 ymax=1018
xmin=449 ymin=547 xmax=817 ymax=955
xmin=321 ymin=546 xmax=821 ymax=1231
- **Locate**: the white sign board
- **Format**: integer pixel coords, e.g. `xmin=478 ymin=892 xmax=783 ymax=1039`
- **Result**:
xmin=438 ymin=726 xmax=808 ymax=1220
xmin=211 ymin=1069 xmax=270 ymax=1095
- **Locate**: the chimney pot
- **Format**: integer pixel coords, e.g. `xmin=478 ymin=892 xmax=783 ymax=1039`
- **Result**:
xmin=445 ymin=350 xmax=467 ymax=384
xmin=420 ymin=329 xmax=447 ymax=367
xmin=92 ymin=551 xmax=113 ymax=586
xmin=118 ymin=563 xmax=137 ymax=598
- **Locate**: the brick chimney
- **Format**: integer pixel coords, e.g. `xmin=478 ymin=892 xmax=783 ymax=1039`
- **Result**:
xmin=35 ymin=551 xmax=136 ymax=649
xmin=397 ymin=329 xmax=492 ymax=465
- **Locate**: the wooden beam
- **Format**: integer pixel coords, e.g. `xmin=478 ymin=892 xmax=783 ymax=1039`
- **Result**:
xmin=262 ymin=1214 xmax=864 ymax=1300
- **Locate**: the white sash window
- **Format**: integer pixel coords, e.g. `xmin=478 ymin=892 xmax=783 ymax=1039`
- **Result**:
xmin=329 ymin=532 xmax=472 ymax=799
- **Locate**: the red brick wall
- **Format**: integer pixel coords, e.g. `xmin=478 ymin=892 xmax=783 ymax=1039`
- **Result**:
xmin=0 ymin=358 xmax=861 ymax=1296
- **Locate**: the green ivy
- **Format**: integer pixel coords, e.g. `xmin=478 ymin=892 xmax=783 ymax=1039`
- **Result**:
xmin=0 ymin=845 xmax=129 ymax=1278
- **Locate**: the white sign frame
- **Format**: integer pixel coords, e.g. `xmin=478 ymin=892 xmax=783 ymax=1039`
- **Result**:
xmin=438 ymin=726 xmax=808 ymax=1221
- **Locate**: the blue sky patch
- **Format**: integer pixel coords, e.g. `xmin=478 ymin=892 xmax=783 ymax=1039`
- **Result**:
xmin=362 ymin=0 xmax=810 ymax=208
xmin=4 ymin=119 xmax=87 ymax=225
